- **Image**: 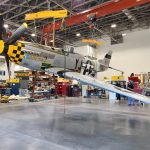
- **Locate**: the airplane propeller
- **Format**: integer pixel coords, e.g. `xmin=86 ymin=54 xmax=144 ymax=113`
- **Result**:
xmin=0 ymin=15 xmax=28 ymax=80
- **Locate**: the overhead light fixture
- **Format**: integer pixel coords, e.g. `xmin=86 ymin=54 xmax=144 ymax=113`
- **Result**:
xmin=31 ymin=33 xmax=36 ymax=37
xmin=76 ymin=33 xmax=81 ymax=37
xmin=122 ymin=33 xmax=127 ymax=36
xmin=111 ymin=24 xmax=117 ymax=28
xmin=4 ymin=24 xmax=8 ymax=28
xmin=50 ymin=40 xmax=54 ymax=42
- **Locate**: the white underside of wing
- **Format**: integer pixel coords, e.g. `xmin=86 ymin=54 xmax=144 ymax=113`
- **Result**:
xmin=45 ymin=68 xmax=150 ymax=104
xmin=65 ymin=72 xmax=150 ymax=104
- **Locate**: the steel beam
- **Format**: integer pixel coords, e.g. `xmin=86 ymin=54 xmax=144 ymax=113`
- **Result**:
xmin=0 ymin=0 xmax=10 ymax=5
xmin=2 ymin=0 xmax=32 ymax=15
xmin=43 ymin=0 xmax=150 ymax=32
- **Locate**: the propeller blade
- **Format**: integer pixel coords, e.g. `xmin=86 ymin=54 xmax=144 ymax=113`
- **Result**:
xmin=6 ymin=23 xmax=28 ymax=44
xmin=5 ymin=54 xmax=10 ymax=80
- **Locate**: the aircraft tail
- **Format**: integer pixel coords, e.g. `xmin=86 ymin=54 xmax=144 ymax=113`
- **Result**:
xmin=98 ymin=50 xmax=112 ymax=72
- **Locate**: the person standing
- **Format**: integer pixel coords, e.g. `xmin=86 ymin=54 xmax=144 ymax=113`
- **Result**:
xmin=127 ymin=80 xmax=134 ymax=106
xmin=116 ymin=82 xmax=121 ymax=100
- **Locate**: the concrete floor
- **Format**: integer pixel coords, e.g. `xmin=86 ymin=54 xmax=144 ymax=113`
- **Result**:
xmin=0 ymin=98 xmax=150 ymax=150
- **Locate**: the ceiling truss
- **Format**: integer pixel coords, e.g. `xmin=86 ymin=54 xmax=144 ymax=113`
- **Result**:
xmin=0 ymin=0 xmax=149 ymax=46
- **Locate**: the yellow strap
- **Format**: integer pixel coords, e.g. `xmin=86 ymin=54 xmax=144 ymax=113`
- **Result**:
xmin=0 ymin=40 xmax=4 ymax=54
xmin=23 ymin=23 xmax=28 ymax=28
xmin=17 ymin=42 xmax=22 ymax=47
xmin=25 ymin=10 xmax=68 ymax=20
xmin=7 ymin=45 xmax=14 ymax=56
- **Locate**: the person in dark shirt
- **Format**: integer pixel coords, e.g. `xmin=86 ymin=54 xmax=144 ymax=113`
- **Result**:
xmin=127 ymin=80 xmax=134 ymax=91
xmin=127 ymin=80 xmax=134 ymax=106
xmin=116 ymin=82 xmax=121 ymax=100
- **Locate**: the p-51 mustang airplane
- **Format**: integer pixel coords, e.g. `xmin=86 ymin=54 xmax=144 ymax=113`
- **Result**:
xmin=0 ymin=15 xmax=150 ymax=103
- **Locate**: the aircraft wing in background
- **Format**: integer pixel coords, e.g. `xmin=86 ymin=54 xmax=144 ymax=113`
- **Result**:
xmin=46 ymin=68 xmax=150 ymax=104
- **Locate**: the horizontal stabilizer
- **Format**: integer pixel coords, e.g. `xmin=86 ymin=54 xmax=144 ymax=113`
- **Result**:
xmin=98 ymin=50 xmax=112 ymax=72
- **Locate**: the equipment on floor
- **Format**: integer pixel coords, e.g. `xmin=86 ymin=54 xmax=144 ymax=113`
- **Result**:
xmin=55 ymin=78 xmax=69 ymax=96
xmin=0 ymin=95 xmax=9 ymax=103
xmin=6 ymin=78 xmax=20 ymax=95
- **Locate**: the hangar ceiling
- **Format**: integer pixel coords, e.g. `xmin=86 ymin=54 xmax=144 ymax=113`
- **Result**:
xmin=0 ymin=0 xmax=150 ymax=47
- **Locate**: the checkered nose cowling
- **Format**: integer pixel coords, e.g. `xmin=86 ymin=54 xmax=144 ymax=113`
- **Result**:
xmin=7 ymin=42 xmax=25 ymax=64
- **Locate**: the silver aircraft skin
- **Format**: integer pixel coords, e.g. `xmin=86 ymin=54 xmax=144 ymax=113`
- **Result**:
xmin=21 ymin=42 xmax=112 ymax=77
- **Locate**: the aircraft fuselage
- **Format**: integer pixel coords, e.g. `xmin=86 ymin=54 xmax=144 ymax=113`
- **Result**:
xmin=14 ymin=43 xmax=98 ymax=77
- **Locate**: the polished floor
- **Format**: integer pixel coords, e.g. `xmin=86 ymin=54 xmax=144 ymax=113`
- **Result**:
xmin=0 ymin=98 xmax=150 ymax=150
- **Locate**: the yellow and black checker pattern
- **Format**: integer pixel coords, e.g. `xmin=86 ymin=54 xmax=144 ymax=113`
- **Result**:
xmin=7 ymin=43 xmax=25 ymax=64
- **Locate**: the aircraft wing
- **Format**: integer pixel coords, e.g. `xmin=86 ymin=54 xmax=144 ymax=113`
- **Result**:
xmin=47 ymin=68 xmax=150 ymax=104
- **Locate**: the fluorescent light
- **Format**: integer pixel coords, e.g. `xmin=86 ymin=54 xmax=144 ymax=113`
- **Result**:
xmin=50 ymin=40 xmax=54 ymax=42
xmin=31 ymin=33 xmax=36 ymax=37
xmin=122 ymin=33 xmax=127 ymax=36
xmin=111 ymin=24 xmax=117 ymax=28
xmin=4 ymin=24 xmax=8 ymax=28
xmin=76 ymin=33 xmax=81 ymax=37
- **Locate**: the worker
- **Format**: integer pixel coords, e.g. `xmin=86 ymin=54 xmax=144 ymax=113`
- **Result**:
xmin=127 ymin=80 xmax=134 ymax=106
xmin=130 ymin=73 xmax=135 ymax=77
xmin=116 ymin=82 xmax=121 ymax=100
xmin=73 ymin=85 xmax=78 ymax=97
xmin=87 ymin=85 xmax=91 ymax=98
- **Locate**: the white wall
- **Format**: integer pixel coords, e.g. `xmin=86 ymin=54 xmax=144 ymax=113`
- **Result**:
xmin=96 ymin=28 xmax=150 ymax=80
xmin=0 ymin=61 xmax=28 ymax=80
xmin=74 ymin=45 xmax=96 ymax=57
xmin=0 ymin=61 xmax=15 ymax=80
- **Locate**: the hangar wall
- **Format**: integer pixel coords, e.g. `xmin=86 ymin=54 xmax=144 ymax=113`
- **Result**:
xmin=0 ymin=60 xmax=15 ymax=81
xmin=96 ymin=28 xmax=150 ymax=80
xmin=74 ymin=45 xmax=96 ymax=57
